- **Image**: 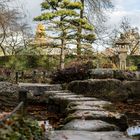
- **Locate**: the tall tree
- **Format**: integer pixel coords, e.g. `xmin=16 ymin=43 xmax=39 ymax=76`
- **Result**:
xmin=35 ymin=0 xmax=95 ymax=69
xmin=0 ymin=0 xmax=31 ymax=56
xmin=76 ymin=0 xmax=113 ymax=55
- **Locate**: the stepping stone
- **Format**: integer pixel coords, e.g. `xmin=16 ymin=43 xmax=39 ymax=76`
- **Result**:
xmin=49 ymin=96 xmax=98 ymax=106
xmin=42 ymin=91 xmax=75 ymax=98
xmin=62 ymin=119 xmax=118 ymax=131
xmin=69 ymin=100 xmax=112 ymax=108
xmin=66 ymin=104 xmax=105 ymax=114
xmin=52 ymin=94 xmax=83 ymax=98
xmin=64 ymin=110 xmax=112 ymax=123
xmin=44 ymin=90 xmax=69 ymax=94
xmin=47 ymin=130 xmax=133 ymax=140
xmin=19 ymin=83 xmax=62 ymax=95
xmin=65 ymin=97 xmax=99 ymax=102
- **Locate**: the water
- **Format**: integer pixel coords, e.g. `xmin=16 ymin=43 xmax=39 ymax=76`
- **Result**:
xmin=39 ymin=120 xmax=54 ymax=135
xmin=127 ymin=125 xmax=140 ymax=136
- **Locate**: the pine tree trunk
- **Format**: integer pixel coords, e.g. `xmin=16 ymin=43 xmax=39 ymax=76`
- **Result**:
xmin=60 ymin=39 xmax=65 ymax=69
xmin=77 ymin=0 xmax=84 ymax=58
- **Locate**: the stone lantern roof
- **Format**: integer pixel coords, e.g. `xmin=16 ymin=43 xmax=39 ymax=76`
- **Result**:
xmin=115 ymin=33 xmax=131 ymax=53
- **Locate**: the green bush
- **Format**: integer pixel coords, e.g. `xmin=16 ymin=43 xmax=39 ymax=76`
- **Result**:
xmin=0 ymin=55 xmax=59 ymax=71
xmin=5 ymin=56 xmax=27 ymax=71
xmin=127 ymin=65 xmax=137 ymax=71
xmin=0 ymin=116 xmax=45 ymax=140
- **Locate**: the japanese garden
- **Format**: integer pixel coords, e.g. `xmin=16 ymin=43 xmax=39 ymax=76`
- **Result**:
xmin=0 ymin=0 xmax=140 ymax=139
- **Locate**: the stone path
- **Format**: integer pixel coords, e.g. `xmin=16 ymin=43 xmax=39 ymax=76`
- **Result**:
xmin=19 ymin=83 xmax=137 ymax=139
xmin=42 ymin=89 xmax=136 ymax=140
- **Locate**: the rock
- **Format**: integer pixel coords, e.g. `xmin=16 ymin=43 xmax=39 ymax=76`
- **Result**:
xmin=64 ymin=110 xmax=128 ymax=131
xmin=47 ymin=130 xmax=134 ymax=140
xmin=113 ymin=70 xmax=136 ymax=81
xmin=0 ymin=82 xmax=19 ymax=106
xmin=44 ymin=90 xmax=70 ymax=96
xmin=69 ymin=100 xmax=112 ymax=107
xmin=49 ymin=96 xmax=98 ymax=106
xmin=89 ymin=69 xmax=114 ymax=79
xmin=68 ymin=79 xmax=128 ymax=101
xmin=0 ymin=82 xmax=19 ymax=96
xmin=18 ymin=83 xmax=62 ymax=95
xmin=66 ymin=104 xmax=105 ymax=114
xmin=66 ymin=100 xmax=111 ymax=113
xmin=123 ymin=81 xmax=140 ymax=99
xmin=64 ymin=110 xmax=111 ymax=123
xmin=40 ymin=91 xmax=75 ymax=103
xmin=52 ymin=94 xmax=83 ymax=99
xmin=62 ymin=119 xmax=118 ymax=131
xmin=66 ymin=97 xmax=98 ymax=102
xmin=89 ymin=69 xmax=137 ymax=81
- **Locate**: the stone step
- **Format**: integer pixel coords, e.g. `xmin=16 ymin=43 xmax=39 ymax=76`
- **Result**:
xmin=64 ymin=110 xmax=112 ymax=123
xmin=42 ymin=91 xmax=75 ymax=98
xmin=19 ymin=83 xmax=62 ymax=95
xmin=65 ymin=97 xmax=100 ymax=102
xmin=69 ymin=100 xmax=112 ymax=107
xmin=64 ymin=109 xmax=128 ymax=131
xmin=66 ymin=104 xmax=105 ymax=114
xmin=50 ymin=95 xmax=98 ymax=103
xmin=47 ymin=130 xmax=134 ymax=140
xmin=48 ymin=96 xmax=99 ymax=106
xmin=61 ymin=119 xmax=119 ymax=131
xmin=44 ymin=90 xmax=69 ymax=94
xmin=51 ymin=94 xmax=84 ymax=99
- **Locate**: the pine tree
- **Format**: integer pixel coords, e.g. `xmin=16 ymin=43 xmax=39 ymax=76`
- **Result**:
xmin=34 ymin=0 xmax=95 ymax=69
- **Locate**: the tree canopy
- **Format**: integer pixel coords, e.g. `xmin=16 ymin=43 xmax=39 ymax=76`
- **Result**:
xmin=35 ymin=0 xmax=95 ymax=69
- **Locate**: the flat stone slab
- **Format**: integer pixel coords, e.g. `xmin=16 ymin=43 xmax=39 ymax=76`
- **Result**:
xmin=65 ymin=97 xmax=99 ymax=102
xmin=71 ymin=110 xmax=110 ymax=118
xmin=49 ymin=97 xmax=99 ymax=105
xmin=19 ymin=83 xmax=61 ymax=87
xmin=69 ymin=100 xmax=112 ymax=108
xmin=66 ymin=104 xmax=104 ymax=112
xmin=44 ymin=90 xmax=69 ymax=93
xmin=49 ymin=96 xmax=95 ymax=101
xmin=66 ymin=105 xmax=105 ymax=114
xmin=62 ymin=119 xmax=118 ymax=131
xmin=52 ymin=94 xmax=83 ymax=98
xmin=47 ymin=130 xmax=134 ymax=140
xmin=43 ymin=92 xmax=75 ymax=98
xmin=64 ymin=110 xmax=121 ymax=123
xmin=19 ymin=83 xmax=62 ymax=95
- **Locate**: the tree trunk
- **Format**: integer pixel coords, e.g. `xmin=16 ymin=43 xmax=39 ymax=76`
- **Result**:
xmin=0 ymin=46 xmax=6 ymax=56
xmin=60 ymin=39 xmax=65 ymax=69
xmin=77 ymin=0 xmax=84 ymax=58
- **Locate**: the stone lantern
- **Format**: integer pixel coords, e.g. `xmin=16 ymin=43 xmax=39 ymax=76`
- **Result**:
xmin=115 ymin=34 xmax=130 ymax=70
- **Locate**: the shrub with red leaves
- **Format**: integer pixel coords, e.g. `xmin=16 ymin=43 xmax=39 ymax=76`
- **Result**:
xmin=51 ymin=61 xmax=94 ymax=83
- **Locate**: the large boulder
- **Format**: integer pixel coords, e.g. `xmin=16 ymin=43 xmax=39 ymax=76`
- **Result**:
xmin=89 ymin=69 xmax=138 ymax=81
xmin=47 ymin=130 xmax=134 ymax=140
xmin=68 ymin=79 xmax=128 ymax=101
xmin=89 ymin=69 xmax=114 ymax=79
xmin=0 ymin=82 xmax=19 ymax=106
xmin=0 ymin=82 xmax=19 ymax=96
xmin=123 ymin=81 xmax=140 ymax=99
xmin=62 ymin=119 xmax=118 ymax=131
xmin=113 ymin=70 xmax=137 ymax=81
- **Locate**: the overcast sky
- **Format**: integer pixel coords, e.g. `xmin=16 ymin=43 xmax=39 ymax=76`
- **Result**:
xmin=108 ymin=0 xmax=140 ymax=28
xmin=14 ymin=0 xmax=140 ymax=33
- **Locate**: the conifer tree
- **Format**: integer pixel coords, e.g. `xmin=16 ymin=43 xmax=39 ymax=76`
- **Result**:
xmin=34 ymin=0 xmax=95 ymax=69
